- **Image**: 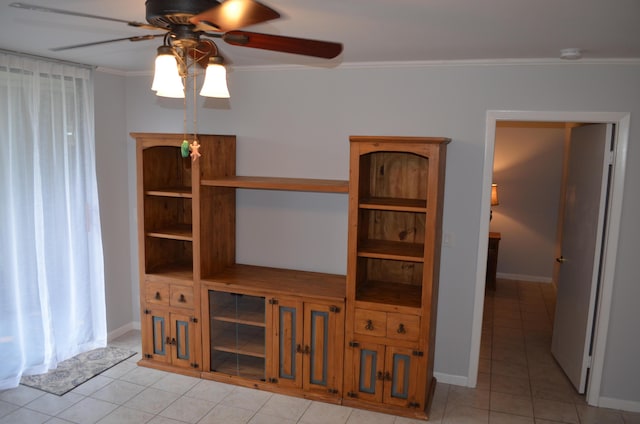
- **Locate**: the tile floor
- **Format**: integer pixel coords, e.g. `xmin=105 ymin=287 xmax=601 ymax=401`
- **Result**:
xmin=2 ymin=279 xmax=639 ymax=423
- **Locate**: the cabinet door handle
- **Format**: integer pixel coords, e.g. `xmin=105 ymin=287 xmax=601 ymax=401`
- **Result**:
xmin=178 ymin=294 xmax=186 ymax=303
xmin=165 ymin=336 xmax=171 ymax=345
xmin=304 ymin=345 xmax=310 ymax=355
xmin=384 ymin=371 xmax=392 ymax=381
xmin=397 ymin=323 xmax=406 ymax=334
xmin=171 ymin=338 xmax=177 ymax=346
xmin=377 ymin=371 xmax=384 ymax=381
xmin=296 ymin=344 xmax=303 ymax=353
xmin=155 ymin=292 xmax=161 ymax=300
xmin=365 ymin=320 xmax=374 ymax=331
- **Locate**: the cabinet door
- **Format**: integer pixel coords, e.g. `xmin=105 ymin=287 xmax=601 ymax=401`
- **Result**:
xmin=142 ymin=309 xmax=170 ymax=364
xmin=303 ymin=303 xmax=344 ymax=396
xmin=170 ymin=312 xmax=198 ymax=370
xmin=348 ymin=342 xmax=384 ymax=403
xmin=382 ymin=346 xmax=422 ymax=408
xmin=272 ymin=300 xmax=303 ymax=388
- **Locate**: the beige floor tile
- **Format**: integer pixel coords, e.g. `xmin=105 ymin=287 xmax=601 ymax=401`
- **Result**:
xmin=90 ymin=379 xmax=145 ymax=404
xmin=25 ymin=391 xmax=83 ymax=416
xmin=491 ymin=359 xmax=528 ymax=379
xmin=442 ymin=405 xmax=489 ymax=424
xmin=446 ymin=386 xmax=490 ymax=411
xmin=0 ymin=407 xmax=50 ymax=424
xmin=575 ymin=404 xmax=624 ymax=424
xmin=491 ymin=374 xmax=531 ymax=397
xmin=57 ymin=397 xmax=118 ymax=424
xmin=159 ymin=395 xmax=215 ymax=423
xmin=0 ymin=385 xmax=45 ymax=406
xmin=258 ymin=393 xmax=312 ymax=421
xmin=299 ymin=401 xmax=353 ymax=424
xmin=490 ymin=391 xmax=533 ymax=417
xmin=123 ymin=387 xmax=181 ymax=415
xmin=96 ymin=406 xmax=155 ymax=424
xmin=488 ymin=410 xmax=534 ymax=424
xmin=199 ymin=404 xmax=255 ymax=424
xmin=532 ymin=398 xmax=579 ymax=424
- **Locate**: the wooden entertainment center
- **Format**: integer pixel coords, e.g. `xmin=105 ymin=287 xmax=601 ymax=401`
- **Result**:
xmin=133 ymin=132 xmax=449 ymax=420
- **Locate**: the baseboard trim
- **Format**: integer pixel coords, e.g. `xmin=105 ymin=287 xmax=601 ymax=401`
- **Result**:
xmin=497 ymin=272 xmax=552 ymax=283
xmin=107 ymin=321 xmax=141 ymax=342
xmin=433 ymin=372 xmax=468 ymax=387
xmin=597 ymin=396 xmax=640 ymax=413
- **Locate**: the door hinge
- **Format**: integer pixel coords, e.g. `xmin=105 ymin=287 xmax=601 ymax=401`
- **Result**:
xmin=408 ymin=401 xmax=421 ymax=408
xmin=143 ymin=353 xmax=153 ymax=359
xmin=586 ymin=355 xmax=592 ymax=368
xmin=347 ymin=391 xmax=358 ymax=398
xmin=268 ymin=377 xmax=278 ymax=383
xmin=327 ymin=388 xmax=339 ymax=394
xmin=189 ymin=317 xmax=198 ymax=323
xmin=268 ymin=298 xmax=278 ymax=305
xmin=412 ymin=350 xmax=424 ymax=357
xmin=349 ymin=341 xmax=360 ymax=348
xmin=144 ymin=309 xmax=151 ymax=315
xmin=329 ymin=305 xmax=341 ymax=313
xmin=190 ymin=363 xmax=199 ymax=369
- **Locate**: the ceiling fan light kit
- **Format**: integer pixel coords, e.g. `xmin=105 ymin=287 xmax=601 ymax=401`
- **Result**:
xmin=200 ymin=56 xmax=230 ymax=98
xmin=152 ymin=46 xmax=185 ymax=98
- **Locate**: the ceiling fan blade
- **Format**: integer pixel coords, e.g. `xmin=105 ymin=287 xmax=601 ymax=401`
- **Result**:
xmin=9 ymin=2 xmax=159 ymax=30
xmin=222 ymin=31 xmax=343 ymax=59
xmin=190 ymin=0 xmax=280 ymax=32
xmin=50 ymin=34 xmax=165 ymax=52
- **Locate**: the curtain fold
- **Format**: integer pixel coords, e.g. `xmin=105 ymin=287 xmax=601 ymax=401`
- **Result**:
xmin=0 ymin=52 xmax=106 ymax=390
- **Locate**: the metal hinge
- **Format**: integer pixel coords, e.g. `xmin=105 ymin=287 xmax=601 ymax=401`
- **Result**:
xmin=412 ymin=350 xmax=424 ymax=357
xmin=586 ymin=355 xmax=592 ymax=368
xmin=190 ymin=317 xmax=198 ymax=323
xmin=327 ymin=388 xmax=339 ymax=394
xmin=329 ymin=305 xmax=341 ymax=313
xmin=268 ymin=298 xmax=278 ymax=305
xmin=349 ymin=341 xmax=360 ymax=348
xmin=144 ymin=309 xmax=151 ymax=315
xmin=190 ymin=363 xmax=199 ymax=369
xmin=347 ymin=391 xmax=357 ymax=398
xmin=408 ymin=401 xmax=420 ymax=408
xmin=143 ymin=353 xmax=152 ymax=359
xmin=268 ymin=377 xmax=278 ymax=383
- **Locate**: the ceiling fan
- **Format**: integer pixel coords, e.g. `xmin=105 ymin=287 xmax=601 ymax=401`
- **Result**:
xmin=9 ymin=0 xmax=343 ymax=63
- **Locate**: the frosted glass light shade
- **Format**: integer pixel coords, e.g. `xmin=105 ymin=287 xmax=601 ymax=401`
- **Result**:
xmin=152 ymin=52 xmax=184 ymax=98
xmin=200 ymin=63 xmax=230 ymax=98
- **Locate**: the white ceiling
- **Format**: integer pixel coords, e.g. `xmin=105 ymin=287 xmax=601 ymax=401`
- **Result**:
xmin=1 ymin=0 xmax=639 ymax=72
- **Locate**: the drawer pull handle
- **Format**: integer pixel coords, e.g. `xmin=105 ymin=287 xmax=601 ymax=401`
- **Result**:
xmin=397 ymin=323 xmax=406 ymax=334
xmin=178 ymin=294 xmax=186 ymax=303
xmin=365 ymin=320 xmax=374 ymax=331
xmin=155 ymin=292 xmax=161 ymax=300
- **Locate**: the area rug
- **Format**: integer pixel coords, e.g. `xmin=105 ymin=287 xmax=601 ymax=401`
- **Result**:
xmin=20 ymin=346 xmax=136 ymax=396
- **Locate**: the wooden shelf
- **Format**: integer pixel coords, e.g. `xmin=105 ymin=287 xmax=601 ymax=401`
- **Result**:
xmin=145 ymin=187 xmax=192 ymax=198
xmin=356 ymin=280 xmax=422 ymax=309
xmin=146 ymin=224 xmax=193 ymax=241
xmin=211 ymin=327 xmax=265 ymax=358
xmin=211 ymin=353 xmax=265 ymax=380
xmin=145 ymin=262 xmax=193 ymax=281
xmin=203 ymin=264 xmax=346 ymax=302
xmin=358 ymin=240 xmax=424 ymax=262
xmin=359 ymin=197 xmax=426 ymax=212
xmin=201 ymin=176 xmax=349 ymax=193
xmin=212 ymin=311 xmax=265 ymax=327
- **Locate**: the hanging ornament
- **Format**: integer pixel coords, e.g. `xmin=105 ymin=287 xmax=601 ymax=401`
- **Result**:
xmin=181 ymin=139 xmax=190 ymax=158
xmin=190 ymin=140 xmax=201 ymax=162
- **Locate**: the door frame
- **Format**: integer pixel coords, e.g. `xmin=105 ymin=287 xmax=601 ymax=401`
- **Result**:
xmin=469 ymin=110 xmax=630 ymax=406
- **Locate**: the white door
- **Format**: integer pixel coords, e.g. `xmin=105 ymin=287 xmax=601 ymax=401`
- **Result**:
xmin=551 ymin=123 xmax=613 ymax=393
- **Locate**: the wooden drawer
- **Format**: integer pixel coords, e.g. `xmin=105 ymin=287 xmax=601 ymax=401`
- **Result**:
xmin=170 ymin=285 xmax=194 ymax=308
xmin=354 ymin=309 xmax=420 ymax=342
xmin=386 ymin=313 xmax=420 ymax=342
xmin=354 ymin=309 xmax=386 ymax=337
xmin=145 ymin=281 xmax=169 ymax=305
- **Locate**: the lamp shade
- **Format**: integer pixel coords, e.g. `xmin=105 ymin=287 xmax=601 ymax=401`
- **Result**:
xmin=152 ymin=47 xmax=184 ymax=98
xmin=200 ymin=59 xmax=230 ymax=98
xmin=491 ymin=183 xmax=500 ymax=206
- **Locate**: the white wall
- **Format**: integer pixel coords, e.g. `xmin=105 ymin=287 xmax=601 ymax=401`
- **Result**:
xmin=94 ymin=60 xmax=640 ymax=408
xmin=491 ymin=126 xmax=565 ymax=281
xmin=94 ymin=71 xmax=136 ymax=337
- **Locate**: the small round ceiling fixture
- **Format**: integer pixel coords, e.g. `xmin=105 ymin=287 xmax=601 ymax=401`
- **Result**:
xmin=560 ymin=48 xmax=582 ymax=60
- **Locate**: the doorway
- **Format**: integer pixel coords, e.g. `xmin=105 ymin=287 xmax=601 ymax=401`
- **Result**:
xmin=468 ymin=111 xmax=630 ymax=406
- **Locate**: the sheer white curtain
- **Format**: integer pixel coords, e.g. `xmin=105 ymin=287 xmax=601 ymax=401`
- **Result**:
xmin=0 ymin=52 xmax=106 ymax=390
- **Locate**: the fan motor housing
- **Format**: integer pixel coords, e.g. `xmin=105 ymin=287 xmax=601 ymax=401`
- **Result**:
xmin=146 ymin=0 xmax=220 ymax=28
